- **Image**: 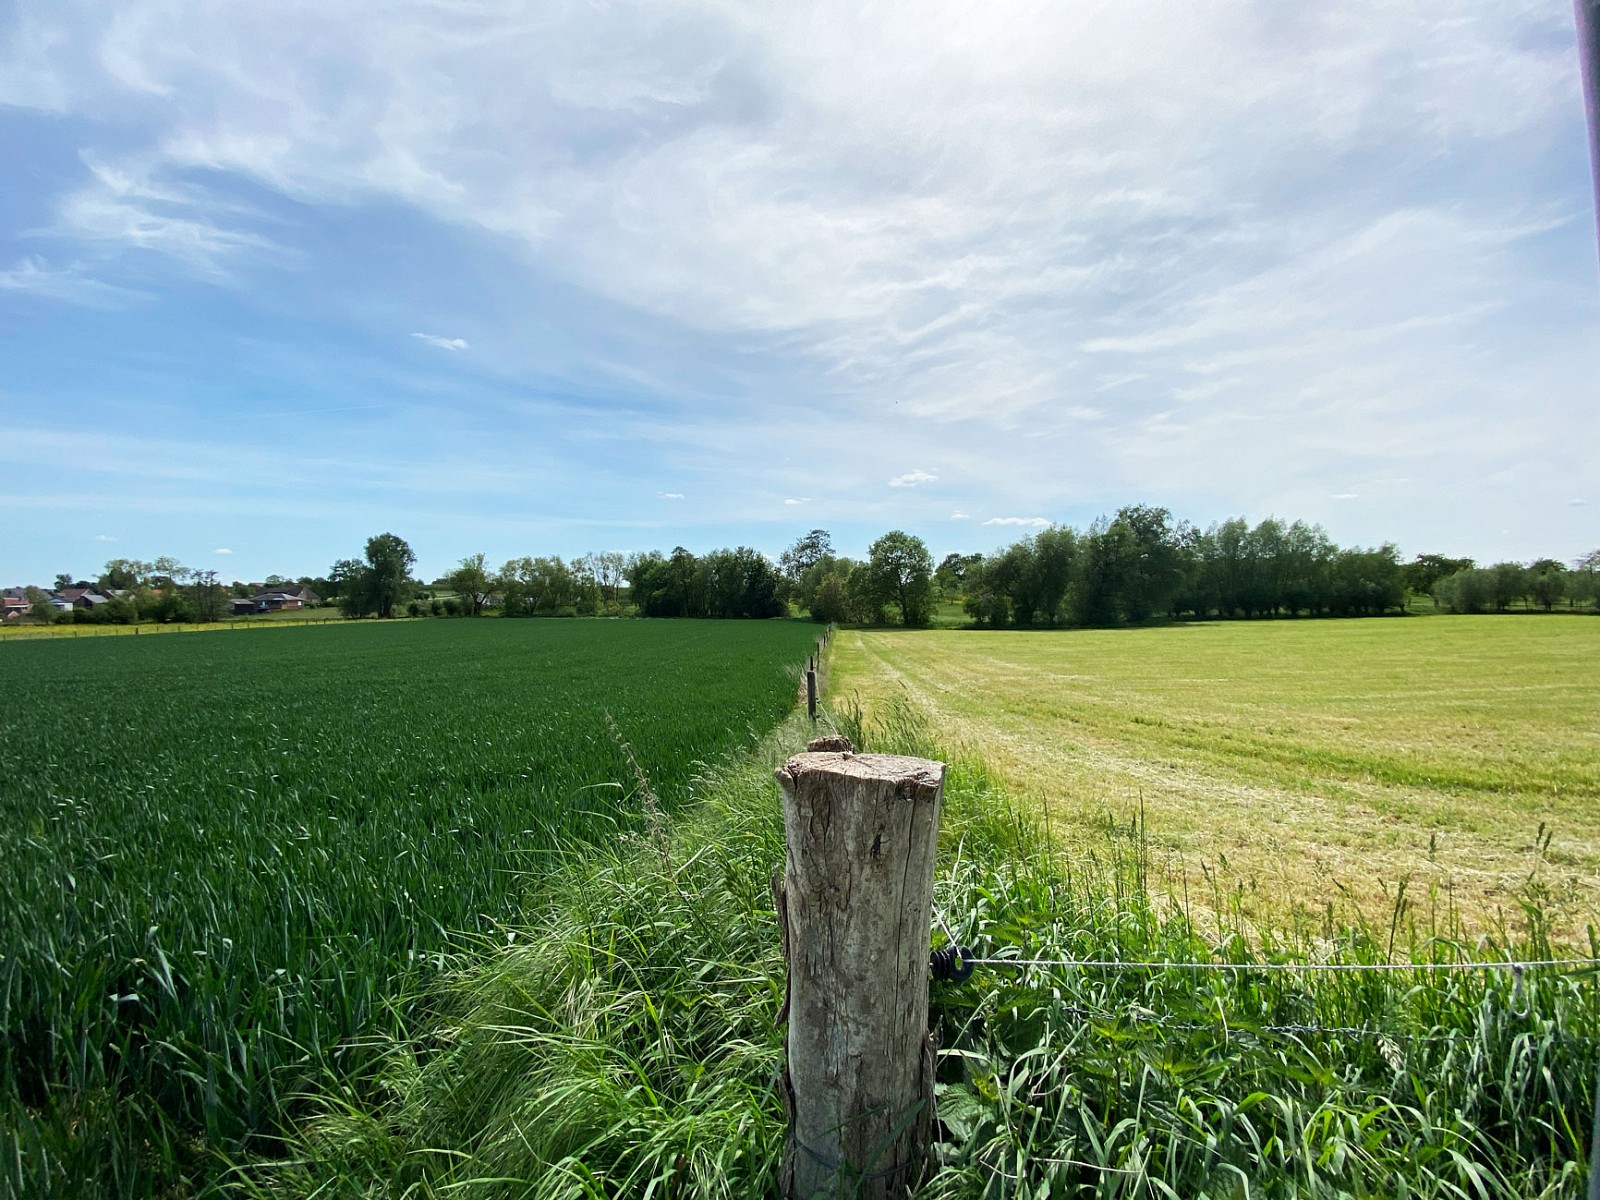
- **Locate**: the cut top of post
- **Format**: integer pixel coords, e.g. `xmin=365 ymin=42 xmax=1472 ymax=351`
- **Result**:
xmin=775 ymin=751 xmax=944 ymax=803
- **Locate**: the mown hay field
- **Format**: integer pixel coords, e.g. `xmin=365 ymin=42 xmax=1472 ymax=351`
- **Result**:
xmin=832 ymin=615 xmax=1600 ymax=940
xmin=0 ymin=618 xmax=814 ymax=1198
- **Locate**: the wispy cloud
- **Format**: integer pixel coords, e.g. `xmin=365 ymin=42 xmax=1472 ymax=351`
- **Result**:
xmin=0 ymin=1 xmax=1592 ymax=574
xmin=784 ymin=497 xmax=808 ymax=506
xmin=0 ymin=257 xmax=143 ymax=307
xmin=1330 ymin=493 xmax=1360 ymax=501
xmin=95 ymin=533 xmax=118 ymax=542
xmin=54 ymin=154 xmax=274 ymax=276
xmin=412 ymin=333 xmax=469 ymax=352
xmin=983 ymin=516 xmax=1051 ymax=527
xmin=660 ymin=492 xmax=684 ymax=501
xmin=950 ymin=511 xmax=970 ymax=520
xmin=213 ymin=547 xmax=233 ymax=555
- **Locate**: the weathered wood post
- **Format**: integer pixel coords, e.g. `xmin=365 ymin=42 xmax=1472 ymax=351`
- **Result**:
xmin=806 ymin=670 xmax=818 ymax=721
xmin=774 ymin=738 xmax=944 ymax=1199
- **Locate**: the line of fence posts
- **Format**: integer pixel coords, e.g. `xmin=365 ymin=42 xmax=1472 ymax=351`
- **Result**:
xmin=803 ymin=624 xmax=832 ymax=723
xmin=773 ymin=728 xmax=946 ymax=1199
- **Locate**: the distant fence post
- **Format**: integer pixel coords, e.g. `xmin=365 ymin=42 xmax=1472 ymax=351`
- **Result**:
xmin=774 ymin=740 xmax=945 ymax=1199
xmin=805 ymin=670 xmax=817 ymax=721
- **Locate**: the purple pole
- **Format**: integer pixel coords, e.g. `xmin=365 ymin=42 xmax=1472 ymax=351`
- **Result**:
xmin=1579 ymin=0 xmax=1600 ymax=264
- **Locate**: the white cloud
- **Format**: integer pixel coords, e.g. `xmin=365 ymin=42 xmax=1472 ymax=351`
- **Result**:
xmin=1330 ymin=493 xmax=1360 ymax=501
xmin=983 ymin=516 xmax=1051 ymax=527
xmin=0 ymin=256 xmax=143 ymax=307
xmin=888 ymin=470 xmax=937 ymax=489
xmin=54 ymin=154 xmax=275 ymax=276
xmin=1 ymin=2 xmax=1594 ymax=564
xmin=412 ymin=332 xmax=469 ymax=352
xmin=950 ymin=511 xmax=970 ymax=520
xmin=784 ymin=497 xmax=808 ymax=505
xmin=1568 ymin=499 xmax=1587 ymax=508
xmin=660 ymin=492 xmax=684 ymax=500
xmin=213 ymin=546 xmax=233 ymax=554
xmin=95 ymin=533 xmax=117 ymax=542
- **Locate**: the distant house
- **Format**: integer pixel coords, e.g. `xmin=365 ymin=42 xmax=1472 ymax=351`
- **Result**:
xmin=55 ymin=588 xmax=110 ymax=610
xmin=1 ymin=591 xmax=29 ymax=621
xmin=245 ymin=587 xmax=322 ymax=613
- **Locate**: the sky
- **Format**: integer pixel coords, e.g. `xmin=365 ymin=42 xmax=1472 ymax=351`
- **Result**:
xmin=2 ymin=0 xmax=1597 ymax=586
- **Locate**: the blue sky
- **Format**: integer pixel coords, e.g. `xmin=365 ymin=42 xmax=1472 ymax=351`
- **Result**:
xmin=2 ymin=0 xmax=1596 ymax=586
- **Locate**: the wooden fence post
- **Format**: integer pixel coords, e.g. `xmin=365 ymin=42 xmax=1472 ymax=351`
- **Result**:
xmin=774 ymin=739 xmax=944 ymax=1199
xmin=806 ymin=670 xmax=817 ymax=721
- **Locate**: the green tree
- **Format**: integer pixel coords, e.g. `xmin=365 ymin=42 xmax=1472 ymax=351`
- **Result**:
xmin=447 ymin=553 xmax=492 ymax=616
xmin=845 ymin=561 xmax=885 ymax=624
xmin=188 ymin=569 xmax=227 ymax=623
xmin=1109 ymin=504 xmax=1181 ymax=622
xmin=779 ymin=530 xmax=833 ymax=592
xmin=364 ymin=533 xmax=416 ymax=619
xmin=1433 ymin=568 xmax=1491 ymax=613
xmin=1526 ymin=559 xmax=1566 ymax=612
xmin=1570 ymin=549 xmax=1599 ymax=611
xmin=329 ymin=558 xmax=368 ymax=617
xmin=961 ymin=557 xmax=1011 ymax=627
xmin=866 ymin=530 xmax=934 ymax=627
xmin=809 ymin=570 xmax=852 ymax=625
xmin=99 ymin=558 xmax=151 ymax=592
xmin=1401 ymin=554 xmax=1474 ymax=599
xmin=1488 ymin=562 xmax=1528 ymax=612
xmin=934 ymin=552 xmax=983 ymax=599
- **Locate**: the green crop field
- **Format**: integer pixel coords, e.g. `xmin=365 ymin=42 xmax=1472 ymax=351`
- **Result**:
xmin=0 ymin=618 xmax=814 ymax=1198
xmin=833 ymin=615 xmax=1600 ymax=941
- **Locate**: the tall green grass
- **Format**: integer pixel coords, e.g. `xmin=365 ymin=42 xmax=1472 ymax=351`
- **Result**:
xmin=247 ymin=698 xmax=1599 ymax=1198
xmin=0 ymin=619 xmax=815 ymax=1198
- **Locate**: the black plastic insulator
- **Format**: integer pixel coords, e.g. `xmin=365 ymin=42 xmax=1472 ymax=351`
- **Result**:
xmin=930 ymin=945 xmax=975 ymax=983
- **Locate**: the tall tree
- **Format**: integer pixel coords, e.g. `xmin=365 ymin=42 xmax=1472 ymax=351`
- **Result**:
xmin=866 ymin=531 xmax=934 ymax=627
xmin=1526 ymin=559 xmax=1567 ymax=612
xmin=188 ymin=569 xmax=227 ymax=623
xmin=779 ymin=530 xmax=833 ymax=590
xmin=1109 ymin=504 xmax=1182 ymax=622
xmin=447 ymin=553 xmax=492 ymax=616
xmin=1402 ymin=554 xmax=1475 ymax=598
xmin=364 ymin=533 xmax=416 ymax=619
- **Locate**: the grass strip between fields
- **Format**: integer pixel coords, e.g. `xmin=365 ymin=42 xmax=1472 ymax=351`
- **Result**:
xmin=238 ymin=697 xmax=1600 ymax=1200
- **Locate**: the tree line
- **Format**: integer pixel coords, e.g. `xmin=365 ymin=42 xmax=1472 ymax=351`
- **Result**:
xmin=33 ymin=519 xmax=1597 ymax=629
xmin=935 ymin=509 xmax=1597 ymax=629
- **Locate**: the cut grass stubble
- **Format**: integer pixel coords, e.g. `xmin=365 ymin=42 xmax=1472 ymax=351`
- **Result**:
xmin=831 ymin=616 xmax=1600 ymax=943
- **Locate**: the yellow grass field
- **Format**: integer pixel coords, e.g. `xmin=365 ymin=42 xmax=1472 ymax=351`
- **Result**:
xmin=831 ymin=615 xmax=1600 ymax=941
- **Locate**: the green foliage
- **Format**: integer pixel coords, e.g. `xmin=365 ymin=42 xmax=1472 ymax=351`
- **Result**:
xmin=1528 ymin=560 xmax=1567 ymax=613
xmin=779 ymin=529 xmax=833 ymax=590
xmin=254 ymin=703 xmax=1599 ymax=1200
xmin=866 ymin=529 xmax=935 ymax=626
xmin=447 ymin=553 xmax=492 ymax=616
xmin=365 ymin=533 xmax=416 ymax=619
xmin=1403 ymin=553 xmax=1475 ymax=597
xmin=935 ymin=552 xmax=984 ymax=599
xmin=499 ymin=555 xmax=579 ymax=616
xmin=959 ymin=512 xmax=1414 ymax=628
xmin=808 ymin=569 xmax=852 ymax=624
xmin=628 ymin=546 xmax=787 ymax=619
xmin=329 ymin=535 xmax=417 ymax=619
xmin=0 ymin=619 xmax=814 ymax=1198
